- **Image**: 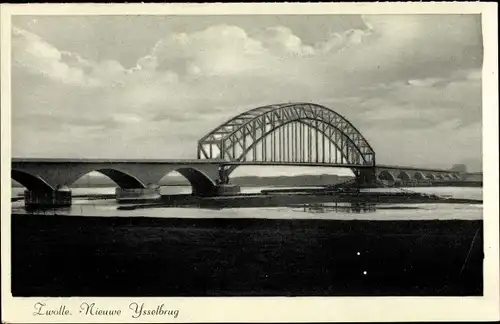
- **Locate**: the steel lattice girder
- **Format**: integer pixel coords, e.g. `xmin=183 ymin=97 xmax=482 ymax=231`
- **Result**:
xmin=197 ymin=102 xmax=375 ymax=165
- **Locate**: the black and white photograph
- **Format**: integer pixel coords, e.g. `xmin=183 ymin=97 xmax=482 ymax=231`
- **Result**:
xmin=1 ymin=2 xmax=499 ymax=323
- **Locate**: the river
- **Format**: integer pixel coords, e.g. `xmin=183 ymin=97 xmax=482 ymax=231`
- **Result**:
xmin=11 ymin=186 xmax=483 ymax=221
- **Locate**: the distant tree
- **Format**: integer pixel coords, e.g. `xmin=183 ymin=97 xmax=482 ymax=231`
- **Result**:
xmin=451 ymin=164 xmax=467 ymax=173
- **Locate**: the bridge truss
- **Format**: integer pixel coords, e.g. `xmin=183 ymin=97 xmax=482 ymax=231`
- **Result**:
xmin=198 ymin=103 xmax=376 ymax=168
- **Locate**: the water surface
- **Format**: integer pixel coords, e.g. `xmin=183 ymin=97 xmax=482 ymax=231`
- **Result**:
xmin=12 ymin=186 xmax=482 ymax=221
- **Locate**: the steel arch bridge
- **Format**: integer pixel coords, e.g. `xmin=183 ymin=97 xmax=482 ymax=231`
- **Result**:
xmin=198 ymin=103 xmax=376 ymax=172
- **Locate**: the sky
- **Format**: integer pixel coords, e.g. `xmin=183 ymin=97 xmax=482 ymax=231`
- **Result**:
xmin=11 ymin=14 xmax=483 ymax=177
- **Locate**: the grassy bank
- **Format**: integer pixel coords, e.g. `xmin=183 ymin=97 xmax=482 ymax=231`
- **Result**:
xmin=11 ymin=214 xmax=483 ymax=296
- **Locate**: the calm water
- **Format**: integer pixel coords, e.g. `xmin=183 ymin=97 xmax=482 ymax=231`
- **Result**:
xmin=11 ymin=186 xmax=483 ymax=221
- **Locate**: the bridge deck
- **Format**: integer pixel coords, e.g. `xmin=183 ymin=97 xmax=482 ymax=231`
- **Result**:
xmin=376 ymin=165 xmax=458 ymax=173
xmin=11 ymin=158 xmax=225 ymax=164
xmin=213 ymin=161 xmax=374 ymax=168
xmin=11 ymin=158 xmax=458 ymax=173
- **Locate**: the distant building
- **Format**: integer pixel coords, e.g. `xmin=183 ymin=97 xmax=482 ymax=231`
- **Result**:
xmin=451 ymin=164 xmax=467 ymax=173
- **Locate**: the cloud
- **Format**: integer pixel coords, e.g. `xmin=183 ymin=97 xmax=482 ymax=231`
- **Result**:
xmin=310 ymin=15 xmax=482 ymax=89
xmin=11 ymin=15 xmax=483 ymax=172
xmin=254 ymin=26 xmax=315 ymax=56
xmin=12 ymin=27 xmax=89 ymax=85
xmin=150 ymin=24 xmax=267 ymax=77
xmin=12 ymin=26 xmax=130 ymax=87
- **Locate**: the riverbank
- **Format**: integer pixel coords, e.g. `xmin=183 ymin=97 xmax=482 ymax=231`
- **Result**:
xmin=116 ymin=191 xmax=482 ymax=210
xmin=12 ymin=213 xmax=483 ymax=296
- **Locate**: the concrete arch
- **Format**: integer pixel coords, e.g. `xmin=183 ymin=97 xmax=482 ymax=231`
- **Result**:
xmin=378 ymin=170 xmax=396 ymax=181
xmin=70 ymin=168 xmax=146 ymax=189
xmin=426 ymin=173 xmax=438 ymax=180
xmin=397 ymin=171 xmax=411 ymax=181
xmin=11 ymin=169 xmax=55 ymax=192
xmin=442 ymin=174 xmax=451 ymax=180
xmin=161 ymin=167 xmax=217 ymax=196
xmin=414 ymin=171 xmax=427 ymax=180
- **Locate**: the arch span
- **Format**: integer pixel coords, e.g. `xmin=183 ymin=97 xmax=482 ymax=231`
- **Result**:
xmin=198 ymin=103 xmax=375 ymax=167
xmin=70 ymin=168 xmax=146 ymax=189
xmin=426 ymin=173 xmax=438 ymax=180
xmin=11 ymin=170 xmax=55 ymax=192
xmin=378 ymin=170 xmax=396 ymax=182
xmin=158 ymin=168 xmax=217 ymax=196
xmin=414 ymin=172 xmax=427 ymax=181
xmin=397 ymin=171 xmax=411 ymax=181
xmin=175 ymin=168 xmax=217 ymax=196
xmin=443 ymin=174 xmax=454 ymax=180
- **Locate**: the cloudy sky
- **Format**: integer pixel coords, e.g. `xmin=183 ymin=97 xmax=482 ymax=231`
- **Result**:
xmin=11 ymin=14 xmax=483 ymax=176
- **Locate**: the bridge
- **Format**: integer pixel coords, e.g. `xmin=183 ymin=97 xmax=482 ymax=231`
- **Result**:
xmin=11 ymin=102 xmax=462 ymax=207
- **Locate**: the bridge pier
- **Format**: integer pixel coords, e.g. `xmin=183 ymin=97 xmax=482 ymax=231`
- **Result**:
xmin=205 ymin=164 xmax=241 ymax=197
xmin=24 ymin=186 xmax=72 ymax=208
xmin=355 ymin=168 xmax=377 ymax=187
xmin=115 ymin=185 xmax=161 ymax=203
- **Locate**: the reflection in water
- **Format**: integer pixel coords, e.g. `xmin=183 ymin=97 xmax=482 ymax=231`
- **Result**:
xmin=22 ymin=200 xmax=423 ymax=216
xmin=298 ymin=202 xmax=424 ymax=214
xmin=301 ymin=202 xmax=376 ymax=213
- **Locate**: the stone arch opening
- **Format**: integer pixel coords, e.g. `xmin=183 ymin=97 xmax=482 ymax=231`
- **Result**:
xmin=397 ymin=171 xmax=411 ymax=181
xmin=378 ymin=170 xmax=396 ymax=181
xmin=159 ymin=168 xmax=217 ymax=196
xmin=11 ymin=169 xmax=54 ymax=192
xmin=414 ymin=172 xmax=427 ymax=181
xmin=70 ymin=168 xmax=146 ymax=189
xmin=427 ymin=173 xmax=438 ymax=180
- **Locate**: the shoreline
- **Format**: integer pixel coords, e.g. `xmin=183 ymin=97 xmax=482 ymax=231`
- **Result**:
xmin=13 ymin=191 xmax=483 ymax=210
xmin=119 ymin=191 xmax=482 ymax=210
